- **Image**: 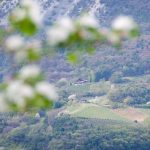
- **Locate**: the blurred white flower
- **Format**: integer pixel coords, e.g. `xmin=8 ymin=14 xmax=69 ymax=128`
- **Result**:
xmin=15 ymin=40 xmax=41 ymax=62
xmin=58 ymin=17 xmax=75 ymax=33
xmin=78 ymin=14 xmax=98 ymax=28
xmin=112 ymin=16 xmax=137 ymax=31
xmin=35 ymin=82 xmax=58 ymax=100
xmin=6 ymin=80 xmax=34 ymax=107
xmin=19 ymin=65 xmax=41 ymax=80
xmin=47 ymin=17 xmax=75 ymax=45
xmin=5 ymin=35 xmax=24 ymax=52
xmin=107 ymin=32 xmax=120 ymax=44
xmin=0 ymin=94 xmax=8 ymax=112
xmin=21 ymin=0 xmax=43 ymax=26
xmin=12 ymin=8 xmax=26 ymax=21
xmin=47 ymin=27 xmax=70 ymax=45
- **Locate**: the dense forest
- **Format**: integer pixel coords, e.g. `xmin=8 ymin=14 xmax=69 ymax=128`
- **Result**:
xmin=0 ymin=115 xmax=150 ymax=150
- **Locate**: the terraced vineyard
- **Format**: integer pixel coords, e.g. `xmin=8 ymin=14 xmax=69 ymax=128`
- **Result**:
xmin=65 ymin=103 xmax=126 ymax=120
xmin=65 ymin=102 xmax=150 ymax=125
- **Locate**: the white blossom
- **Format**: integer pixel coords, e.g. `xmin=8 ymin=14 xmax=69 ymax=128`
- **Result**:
xmin=19 ymin=65 xmax=41 ymax=80
xmin=112 ymin=16 xmax=137 ymax=31
xmin=58 ymin=17 xmax=75 ymax=33
xmin=15 ymin=40 xmax=41 ymax=62
xmin=12 ymin=8 xmax=26 ymax=21
xmin=35 ymin=82 xmax=58 ymax=100
xmin=5 ymin=35 xmax=24 ymax=52
xmin=6 ymin=81 xmax=34 ymax=107
xmin=47 ymin=17 xmax=75 ymax=45
xmin=47 ymin=26 xmax=70 ymax=45
xmin=107 ymin=32 xmax=120 ymax=44
xmin=78 ymin=14 xmax=99 ymax=28
xmin=21 ymin=0 xmax=43 ymax=26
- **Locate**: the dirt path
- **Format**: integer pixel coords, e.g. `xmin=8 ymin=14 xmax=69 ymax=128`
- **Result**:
xmin=113 ymin=107 xmax=148 ymax=122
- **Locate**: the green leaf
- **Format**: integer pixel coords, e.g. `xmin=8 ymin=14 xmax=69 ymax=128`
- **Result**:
xmin=26 ymin=94 xmax=54 ymax=111
xmin=10 ymin=17 xmax=38 ymax=36
xmin=9 ymin=103 xmax=19 ymax=112
xmin=87 ymin=46 xmax=95 ymax=54
xmin=27 ymin=48 xmax=41 ymax=62
xmin=67 ymin=53 xmax=78 ymax=64
xmin=130 ymin=28 xmax=140 ymax=38
xmin=24 ymin=75 xmax=44 ymax=86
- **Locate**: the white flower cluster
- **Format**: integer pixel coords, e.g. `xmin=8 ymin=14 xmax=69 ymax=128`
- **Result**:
xmin=5 ymin=35 xmax=24 ymax=52
xmin=47 ymin=17 xmax=75 ymax=46
xmin=111 ymin=15 xmax=138 ymax=41
xmin=106 ymin=31 xmax=121 ymax=45
xmin=77 ymin=14 xmax=99 ymax=28
xmin=35 ymin=82 xmax=58 ymax=100
xmin=19 ymin=65 xmax=58 ymax=100
xmin=6 ymin=80 xmax=34 ymax=108
xmin=21 ymin=0 xmax=42 ymax=26
xmin=47 ymin=14 xmax=99 ymax=46
xmin=11 ymin=0 xmax=42 ymax=26
xmin=106 ymin=16 xmax=138 ymax=45
xmin=112 ymin=16 xmax=137 ymax=32
xmin=19 ymin=65 xmax=41 ymax=80
xmin=47 ymin=14 xmax=138 ymax=47
xmin=5 ymin=35 xmax=41 ymax=62
xmin=5 ymin=12 xmax=138 ymax=58
xmin=0 ymin=65 xmax=58 ymax=112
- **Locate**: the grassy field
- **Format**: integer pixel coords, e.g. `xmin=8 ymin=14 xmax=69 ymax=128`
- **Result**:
xmin=66 ymin=102 xmax=127 ymax=121
xmin=64 ymin=102 xmax=150 ymax=125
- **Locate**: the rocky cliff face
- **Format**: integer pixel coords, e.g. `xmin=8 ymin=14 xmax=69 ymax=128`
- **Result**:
xmin=1 ymin=0 xmax=149 ymax=24
xmin=0 ymin=0 xmax=104 ymax=26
